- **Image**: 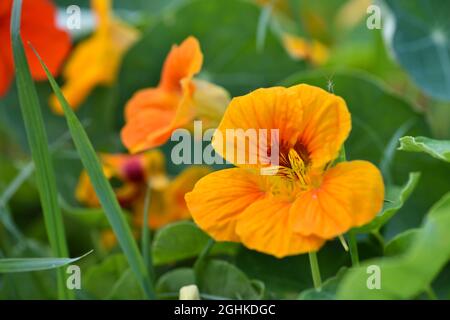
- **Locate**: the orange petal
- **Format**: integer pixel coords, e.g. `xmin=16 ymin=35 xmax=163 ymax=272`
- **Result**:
xmin=236 ymin=197 xmax=325 ymax=258
xmin=0 ymin=36 xmax=13 ymax=96
xmin=21 ymin=0 xmax=71 ymax=80
xmin=121 ymin=107 xmax=177 ymax=153
xmin=165 ymin=166 xmax=211 ymax=220
xmin=290 ymin=160 xmax=384 ymax=238
xmin=75 ymin=170 xmax=100 ymax=207
xmin=159 ymin=36 xmax=203 ymax=92
xmin=185 ymin=168 xmax=266 ymax=242
xmin=124 ymin=87 xmax=179 ymax=120
xmin=212 ymin=87 xmax=304 ymax=167
xmin=287 ymin=84 xmax=351 ymax=169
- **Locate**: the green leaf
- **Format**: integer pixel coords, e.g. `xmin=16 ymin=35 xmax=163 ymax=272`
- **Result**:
xmin=152 ymin=221 xmax=237 ymax=266
xmin=0 ymin=251 xmax=91 ymax=273
xmin=60 ymin=203 xmax=110 ymax=229
xmin=156 ymin=268 xmax=196 ymax=299
xmin=84 ymin=255 xmax=126 ymax=298
xmin=197 ymin=259 xmax=263 ymax=299
xmin=355 ymin=172 xmax=421 ymax=233
xmin=236 ymin=241 xmax=349 ymax=298
xmin=10 ymin=0 xmax=71 ymax=299
xmin=384 ymin=229 xmax=419 ymax=256
xmin=107 ymin=269 xmax=145 ymax=300
xmin=383 ymin=0 xmax=450 ymax=101
xmin=337 ymin=192 xmax=450 ymax=299
xmin=298 ymin=268 xmax=347 ymax=300
xmin=152 ymin=221 xmax=210 ymax=265
xmin=32 ymin=48 xmax=154 ymax=299
xmin=399 ymin=136 xmax=450 ymax=163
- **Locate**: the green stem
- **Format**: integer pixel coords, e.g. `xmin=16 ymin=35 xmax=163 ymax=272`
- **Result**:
xmin=194 ymin=238 xmax=215 ymax=272
xmin=348 ymin=230 xmax=360 ymax=267
xmin=424 ymin=286 xmax=438 ymax=300
xmin=141 ymin=185 xmax=153 ymax=281
xmin=372 ymin=230 xmax=385 ymax=251
xmin=308 ymin=251 xmax=322 ymax=290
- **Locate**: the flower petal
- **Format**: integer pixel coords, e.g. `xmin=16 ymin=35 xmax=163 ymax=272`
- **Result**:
xmin=192 ymin=79 xmax=230 ymax=129
xmin=121 ymin=107 xmax=177 ymax=153
xmin=287 ymin=84 xmax=351 ymax=169
xmin=185 ymin=168 xmax=266 ymax=242
xmin=212 ymin=87 xmax=304 ymax=167
xmin=21 ymin=0 xmax=71 ymax=80
xmin=124 ymin=87 xmax=179 ymax=120
xmin=290 ymin=160 xmax=384 ymax=238
xmin=159 ymin=36 xmax=203 ymax=92
xmin=164 ymin=166 xmax=211 ymax=220
xmin=236 ymin=197 xmax=325 ymax=258
xmin=0 ymin=32 xmax=13 ymax=96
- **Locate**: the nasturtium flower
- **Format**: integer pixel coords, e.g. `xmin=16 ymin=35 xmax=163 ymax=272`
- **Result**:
xmin=76 ymin=150 xmax=210 ymax=234
xmin=0 ymin=0 xmax=71 ymax=97
xmin=121 ymin=36 xmax=230 ymax=153
xmin=50 ymin=0 xmax=140 ymax=114
xmin=185 ymin=84 xmax=384 ymax=258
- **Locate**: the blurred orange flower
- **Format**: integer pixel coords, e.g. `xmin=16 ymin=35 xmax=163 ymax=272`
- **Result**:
xmin=76 ymin=150 xmax=210 ymax=248
xmin=0 ymin=0 xmax=71 ymax=97
xmin=186 ymin=84 xmax=384 ymax=258
xmin=121 ymin=36 xmax=230 ymax=153
xmin=282 ymin=33 xmax=329 ymax=66
xmin=50 ymin=0 xmax=140 ymax=114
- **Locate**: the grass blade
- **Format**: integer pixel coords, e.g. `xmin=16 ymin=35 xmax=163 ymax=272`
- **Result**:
xmin=31 ymin=48 xmax=156 ymax=300
xmin=0 ymin=251 xmax=92 ymax=273
xmin=10 ymin=0 xmax=72 ymax=299
xmin=141 ymin=186 xmax=154 ymax=280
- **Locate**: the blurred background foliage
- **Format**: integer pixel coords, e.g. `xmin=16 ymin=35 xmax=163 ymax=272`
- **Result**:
xmin=0 ymin=0 xmax=449 ymax=299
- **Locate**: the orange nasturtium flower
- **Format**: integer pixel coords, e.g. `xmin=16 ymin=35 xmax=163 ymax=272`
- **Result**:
xmin=0 ymin=0 xmax=71 ymax=97
xmin=76 ymin=150 xmax=210 ymax=248
xmin=121 ymin=36 xmax=230 ymax=153
xmin=50 ymin=0 xmax=140 ymax=114
xmin=186 ymin=84 xmax=384 ymax=258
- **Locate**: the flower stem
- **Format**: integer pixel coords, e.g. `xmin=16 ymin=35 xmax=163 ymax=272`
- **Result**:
xmin=424 ymin=285 xmax=438 ymax=300
xmin=194 ymin=238 xmax=215 ymax=272
xmin=308 ymin=251 xmax=322 ymax=290
xmin=141 ymin=185 xmax=154 ymax=282
xmin=348 ymin=230 xmax=360 ymax=266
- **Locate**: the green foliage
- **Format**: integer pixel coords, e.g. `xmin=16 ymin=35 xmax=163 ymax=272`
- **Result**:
xmin=10 ymin=0 xmax=71 ymax=300
xmin=83 ymin=254 xmax=143 ymax=299
xmin=399 ymin=136 xmax=450 ymax=163
xmin=152 ymin=221 xmax=238 ymax=266
xmin=0 ymin=253 xmax=88 ymax=273
xmin=152 ymin=221 xmax=210 ymax=265
xmin=298 ymin=268 xmax=347 ymax=300
xmin=34 ymin=47 xmax=154 ymax=299
xmin=156 ymin=268 xmax=196 ymax=299
xmin=197 ymin=259 xmax=264 ymax=299
xmin=384 ymin=229 xmax=419 ymax=256
xmin=337 ymin=193 xmax=450 ymax=299
xmin=356 ymin=172 xmax=420 ymax=233
xmin=383 ymin=0 xmax=450 ymax=101
xmin=236 ymin=241 xmax=350 ymax=298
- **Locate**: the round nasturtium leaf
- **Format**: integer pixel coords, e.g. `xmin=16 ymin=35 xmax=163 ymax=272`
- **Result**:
xmin=383 ymin=0 xmax=450 ymax=101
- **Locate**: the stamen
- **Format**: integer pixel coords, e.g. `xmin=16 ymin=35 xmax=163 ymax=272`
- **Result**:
xmin=288 ymin=148 xmax=309 ymax=185
xmin=339 ymin=235 xmax=349 ymax=252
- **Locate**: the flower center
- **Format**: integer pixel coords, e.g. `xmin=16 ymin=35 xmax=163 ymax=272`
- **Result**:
xmin=122 ymin=158 xmax=145 ymax=182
